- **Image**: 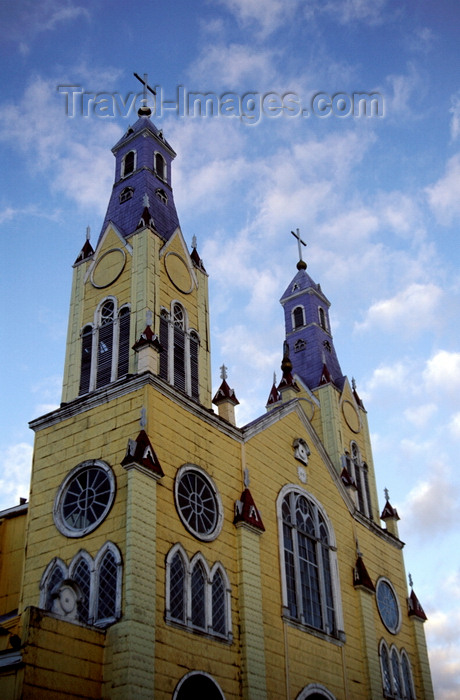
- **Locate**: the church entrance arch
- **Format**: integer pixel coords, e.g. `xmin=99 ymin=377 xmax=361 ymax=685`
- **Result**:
xmin=296 ymin=683 xmax=337 ymax=700
xmin=173 ymin=671 xmax=225 ymax=699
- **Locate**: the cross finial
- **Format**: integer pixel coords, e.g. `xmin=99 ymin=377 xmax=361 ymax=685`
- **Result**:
xmin=133 ymin=73 xmax=156 ymax=116
xmin=291 ymin=228 xmax=307 ymax=269
xmin=143 ymin=192 xmax=150 ymax=208
xmin=140 ymin=406 xmax=147 ymax=429
xmin=384 ymin=487 xmax=390 ymax=502
xmin=352 ymin=377 xmax=357 ymax=391
xmin=146 ymin=309 xmax=153 ymax=327
xmin=409 ymin=572 xmax=413 ymax=589
xmin=273 ymin=371 xmax=277 ymax=385
xmin=244 ymin=468 xmax=250 ymax=488
xmin=192 ymin=235 xmax=197 ymax=249
xmin=86 ymin=225 xmax=91 ymax=241
xmin=220 ymin=364 xmax=228 ymax=381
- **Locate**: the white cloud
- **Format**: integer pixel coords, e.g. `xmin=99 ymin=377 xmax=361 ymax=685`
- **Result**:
xmin=404 ymin=403 xmax=437 ymax=428
xmin=0 ymin=0 xmax=89 ymax=48
xmin=426 ymin=607 xmax=460 ymax=700
xmin=426 ymin=153 xmax=460 ymax=224
xmin=449 ymin=412 xmax=460 ymax=439
xmin=355 ymin=283 xmax=443 ymax=334
xmin=0 ymin=443 xmax=33 ymax=511
xmin=423 ymin=350 xmax=460 ymax=394
xmin=188 ymin=43 xmax=277 ymax=86
xmin=215 ymin=0 xmax=298 ymax=37
xmin=402 ymin=460 xmax=460 ymax=538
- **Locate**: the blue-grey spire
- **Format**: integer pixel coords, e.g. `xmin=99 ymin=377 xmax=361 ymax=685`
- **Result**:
xmin=98 ymin=114 xmax=180 ymax=244
xmin=280 ymin=266 xmax=344 ymax=391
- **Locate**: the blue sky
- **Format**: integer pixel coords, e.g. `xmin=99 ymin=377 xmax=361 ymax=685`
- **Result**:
xmin=0 ymin=1 xmax=459 ymax=696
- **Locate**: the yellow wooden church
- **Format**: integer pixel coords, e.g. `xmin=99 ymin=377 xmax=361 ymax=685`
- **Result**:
xmin=0 ymin=103 xmax=433 ymax=699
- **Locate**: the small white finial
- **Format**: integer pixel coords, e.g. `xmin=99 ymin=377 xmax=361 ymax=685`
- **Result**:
xmin=409 ymin=573 xmax=413 ymax=589
xmin=146 ymin=310 xmax=153 ymax=327
xmin=143 ymin=193 xmax=150 ymax=208
xmin=220 ymin=364 xmax=228 ymax=381
xmin=273 ymin=371 xmax=277 ymax=385
xmin=352 ymin=377 xmax=357 ymax=391
xmin=140 ymin=406 xmax=147 ymax=429
xmin=86 ymin=225 xmax=91 ymax=241
xmin=244 ymin=468 xmax=250 ymax=488
xmin=384 ymin=487 xmax=390 ymax=502
xmin=192 ymin=235 xmax=197 ymax=249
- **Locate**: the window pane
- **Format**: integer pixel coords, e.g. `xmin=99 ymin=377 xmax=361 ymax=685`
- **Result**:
xmin=174 ymin=326 xmax=186 ymax=392
xmin=191 ymin=566 xmax=206 ymax=629
xmin=117 ymin=308 xmax=130 ymax=378
xmin=46 ymin=565 xmax=64 ymax=610
xmin=159 ymin=314 xmax=169 ymax=380
xmin=212 ymin=572 xmax=226 ymax=635
xmin=97 ymin=322 xmax=113 ymax=387
xmin=73 ymin=559 xmax=91 ymax=623
xmin=190 ymin=333 xmax=199 ymax=400
xmin=97 ymin=551 xmax=117 ymax=621
xmin=79 ymin=326 xmax=92 ymax=395
xmin=169 ymin=554 xmax=185 ymax=622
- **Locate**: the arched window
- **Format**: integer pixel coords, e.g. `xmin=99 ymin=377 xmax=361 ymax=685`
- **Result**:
xmin=391 ymin=648 xmax=403 ymax=698
xmin=169 ymin=551 xmax=186 ymax=623
xmin=158 ymin=304 xmax=200 ymax=400
xmin=155 ymin=152 xmax=166 ymax=181
xmin=380 ymin=641 xmax=392 ymax=695
xmin=156 ymin=187 xmax=168 ymax=204
xmin=191 ymin=562 xmax=206 ymax=629
xmin=40 ymin=558 xmax=68 ymax=611
xmin=165 ymin=546 xmax=231 ymax=640
xmin=319 ymin=307 xmax=327 ymax=331
xmin=79 ymin=324 xmax=93 ymax=395
xmin=122 ymin=150 xmax=136 ymax=177
xmin=279 ymin=487 xmax=340 ymax=636
xmin=117 ymin=305 xmax=130 ymax=378
xmin=119 ymin=186 xmax=134 ymax=203
xmin=97 ymin=300 xmax=115 ymax=387
xmin=94 ymin=543 xmax=122 ymax=627
xmin=293 ymin=305 xmax=305 ymax=329
xmin=79 ymin=299 xmax=131 ymax=394
xmin=401 ymin=651 xmax=415 ymax=700
xmin=350 ymin=443 xmax=372 ymax=519
xmin=70 ymin=553 xmax=92 ymax=624
xmin=211 ymin=569 xmax=226 ymax=636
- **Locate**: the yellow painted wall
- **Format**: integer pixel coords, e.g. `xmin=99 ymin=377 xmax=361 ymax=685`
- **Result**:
xmin=0 ymin=507 xmax=27 ymax=618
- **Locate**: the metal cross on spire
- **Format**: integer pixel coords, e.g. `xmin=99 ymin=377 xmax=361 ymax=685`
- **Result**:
xmin=220 ymin=364 xmax=228 ymax=381
xmin=133 ymin=73 xmax=156 ymax=115
xmin=291 ymin=228 xmax=307 ymax=269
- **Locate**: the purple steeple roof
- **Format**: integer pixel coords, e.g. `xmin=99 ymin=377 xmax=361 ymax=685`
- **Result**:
xmin=280 ymin=266 xmax=345 ymax=391
xmin=97 ymin=114 xmax=180 ymax=244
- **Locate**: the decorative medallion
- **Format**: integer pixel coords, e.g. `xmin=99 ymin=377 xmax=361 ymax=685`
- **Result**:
xmin=164 ymin=251 xmax=194 ymax=294
xmin=91 ymin=248 xmax=126 ymax=288
xmin=293 ymin=438 xmax=310 ymax=465
xmin=341 ymin=399 xmax=361 ymax=434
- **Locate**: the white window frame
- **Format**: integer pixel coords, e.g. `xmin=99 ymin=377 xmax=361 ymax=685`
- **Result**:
xmin=154 ymin=151 xmax=167 ymax=182
xmin=121 ymin=149 xmax=137 ymax=178
xmin=80 ymin=297 xmax=130 ymax=393
xmin=376 ymin=577 xmax=401 ymax=635
xmin=165 ymin=544 xmax=232 ymax=641
xmin=172 ymin=671 xmax=225 ymax=700
xmin=292 ymin=305 xmax=305 ymax=330
xmin=348 ymin=442 xmax=372 ymax=519
xmin=174 ymin=464 xmax=223 ymax=542
xmin=379 ymin=639 xmax=415 ymax=699
xmin=159 ymin=303 xmax=200 ymax=399
xmin=40 ymin=543 xmax=122 ymax=628
xmin=318 ymin=306 xmax=328 ymax=331
xmin=277 ymin=484 xmax=344 ymax=638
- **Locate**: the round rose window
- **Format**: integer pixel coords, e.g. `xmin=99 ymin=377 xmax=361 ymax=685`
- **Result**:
xmin=175 ymin=466 xmax=222 ymax=541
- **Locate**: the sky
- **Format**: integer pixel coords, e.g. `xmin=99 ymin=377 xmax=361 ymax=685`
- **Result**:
xmin=0 ymin=0 xmax=459 ymax=696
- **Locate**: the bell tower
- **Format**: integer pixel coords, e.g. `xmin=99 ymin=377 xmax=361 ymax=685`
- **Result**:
xmin=61 ymin=106 xmax=212 ymax=408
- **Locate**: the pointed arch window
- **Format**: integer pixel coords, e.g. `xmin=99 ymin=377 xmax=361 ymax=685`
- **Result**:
xmin=348 ymin=443 xmax=373 ymax=519
xmin=165 ymin=546 xmax=231 ymax=641
xmin=156 ymin=187 xmax=168 ymax=204
xmin=279 ymin=487 xmax=342 ymax=637
xmin=79 ymin=299 xmax=131 ymax=394
xmin=121 ymin=150 xmax=136 ymax=178
xmin=158 ymin=304 xmax=200 ymax=400
xmin=79 ymin=324 xmax=93 ymax=395
xmin=319 ymin=307 xmax=327 ymax=331
xmin=41 ymin=544 xmax=122 ymax=628
xmin=379 ymin=641 xmax=414 ymax=699
xmin=293 ymin=305 xmax=305 ymax=329
xmin=155 ymin=152 xmax=167 ymax=181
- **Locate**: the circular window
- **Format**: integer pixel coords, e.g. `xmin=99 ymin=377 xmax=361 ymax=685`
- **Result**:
xmin=175 ymin=465 xmax=223 ymax=541
xmin=376 ymin=578 xmax=400 ymax=634
xmin=54 ymin=461 xmax=116 ymax=538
